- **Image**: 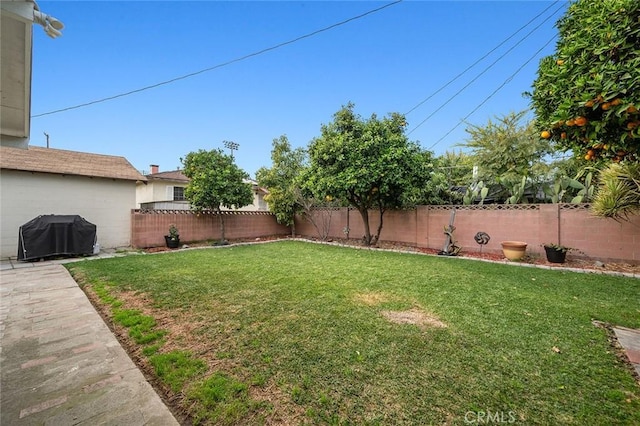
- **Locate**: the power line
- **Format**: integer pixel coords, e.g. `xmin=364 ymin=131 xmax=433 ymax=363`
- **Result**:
xmin=32 ymin=0 xmax=403 ymax=118
xmin=403 ymin=0 xmax=562 ymax=116
xmin=427 ymin=34 xmax=557 ymax=151
xmin=407 ymin=1 xmax=565 ymax=136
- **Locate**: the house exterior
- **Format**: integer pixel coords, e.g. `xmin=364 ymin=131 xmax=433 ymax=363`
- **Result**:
xmin=0 ymin=146 xmax=146 ymax=258
xmin=136 ymin=165 xmax=269 ymax=211
xmin=1 ymin=0 xmax=63 ymax=148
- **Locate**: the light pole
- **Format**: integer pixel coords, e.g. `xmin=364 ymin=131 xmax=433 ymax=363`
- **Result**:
xmin=223 ymin=140 xmax=239 ymax=159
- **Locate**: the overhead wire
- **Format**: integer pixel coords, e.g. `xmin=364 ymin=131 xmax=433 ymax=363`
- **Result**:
xmin=407 ymin=1 xmax=566 ymax=136
xmin=32 ymin=0 xmax=403 ymax=118
xmin=403 ymin=0 xmax=561 ymax=116
xmin=426 ymin=34 xmax=558 ymax=151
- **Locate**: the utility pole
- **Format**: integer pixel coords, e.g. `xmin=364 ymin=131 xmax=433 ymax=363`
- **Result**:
xmin=44 ymin=132 xmax=50 ymax=148
xmin=223 ymin=140 xmax=239 ymax=159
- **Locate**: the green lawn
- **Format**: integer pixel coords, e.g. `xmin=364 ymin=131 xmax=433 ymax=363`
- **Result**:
xmin=67 ymin=241 xmax=640 ymax=425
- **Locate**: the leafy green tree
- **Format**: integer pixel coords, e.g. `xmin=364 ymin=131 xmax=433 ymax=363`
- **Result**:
xmin=256 ymin=135 xmax=306 ymax=236
xmin=434 ymin=150 xmax=475 ymax=204
xmin=305 ymin=103 xmax=431 ymax=246
xmin=531 ymin=0 xmax=639 ymax=163
xmin=406 ymin=150 xmax=450 ymax=206
xmin=181 ymin=149 xmax=253 ymax=242
xmin=458 ymin=111 xmax=554 ymax=203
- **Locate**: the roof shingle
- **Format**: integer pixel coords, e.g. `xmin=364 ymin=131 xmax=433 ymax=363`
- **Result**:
xmin=0 ymin=146 xmax=146 ymax=182
xmin=146 ymin=170 xmax=189 ymax=182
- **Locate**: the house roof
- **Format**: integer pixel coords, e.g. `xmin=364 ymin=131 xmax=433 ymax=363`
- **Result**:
xmin=0 ymin=146 xmax=146 ymax=182
xmin=145 ymin=170 xmax=190 ymax=183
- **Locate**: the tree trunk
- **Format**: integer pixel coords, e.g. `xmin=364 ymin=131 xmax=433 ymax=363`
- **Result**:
xmin=372 ymin=204 xmax=385 ymax=246
xmin=218 ymin=207 xmax=226 ymax=242
xmin=357 ymin=207 xmax=372 ymax=245
xmin=291 ymin=219 xmax=296 ymax=237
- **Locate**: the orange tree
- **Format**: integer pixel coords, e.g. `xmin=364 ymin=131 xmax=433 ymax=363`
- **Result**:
xmin=304 ymin=103 xmax=432 ymax=246
xmin=531 ymin=0 xmax=640 ymax=163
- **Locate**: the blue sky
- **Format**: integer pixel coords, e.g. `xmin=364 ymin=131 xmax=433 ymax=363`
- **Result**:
xmin=30 ymin=1 xmax=567 ymax=177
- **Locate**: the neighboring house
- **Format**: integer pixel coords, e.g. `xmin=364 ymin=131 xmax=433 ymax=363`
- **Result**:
xmin=0 ymin=146 xmax=146 ymax=258
xmin=136 ymin=165 xmax=269 ymax=211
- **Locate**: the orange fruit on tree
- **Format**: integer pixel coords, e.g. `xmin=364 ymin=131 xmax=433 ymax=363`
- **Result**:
xmin=627 ymin=105 xmax=638 ymax=113
xmin=587 ymin=149 xmax=595 ymax=157
xmin=566 ymin=119 xmax=576 ymax=127
xmin=584 ymin=153 xmax=591 ymax=160
xmin=603 ymin=144 xmax=610 ymax=150
xmin=556 ymin=59 xmax=564 ymax=66
xmin=611 ymin=98 xmax=622 ymax=106
xmin=574 ymin=116 xmax=588 ymax=126
xmin=541 ymin=130 xmax=551 ymax=139
xmin=627 ymin=122 xmax=639 ymax=130
xmin=560 ymin=132 xmax=567 ymax=139
xmin=602 ymin=102 xmax=611 ymax=111
xmin=585 ymin=100 xmax=595 ymax=107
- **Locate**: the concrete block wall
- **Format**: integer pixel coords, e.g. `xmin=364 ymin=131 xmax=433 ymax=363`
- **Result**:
xmin=131 ymin=210 xmax=290 ymax=248
xmin=129 ymin=206 xmax=640 ymax=264
xmin=295 ymin=205 xmax=640 ymax=264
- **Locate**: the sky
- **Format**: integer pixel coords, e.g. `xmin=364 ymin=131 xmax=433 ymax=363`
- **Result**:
xmin=30 ymin=0 xmax=568 ymax=177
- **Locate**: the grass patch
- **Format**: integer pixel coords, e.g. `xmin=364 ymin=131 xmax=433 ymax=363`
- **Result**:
xmin=67 ymin=241 xmax=640 ymax=424
xmin=188 ymin=372 xmax=264 ymax=425
xmin=112 ymin=308 xmax=166 ymax=345
xmin=149 ymin=351 xmax=207 ymax=393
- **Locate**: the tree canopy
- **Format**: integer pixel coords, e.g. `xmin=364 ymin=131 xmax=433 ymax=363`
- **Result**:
xmin=181 ymin=149 xmax=253 ymax=241
xmin=255 ymin=135 xmax=306 ymax=234
xmin=304 ymin=103 xmax=431 ymax=245
xmin=458 ymin=111 xmax=554 ymax=203
xmin=531 ymin=0 xmax=640 ymax=163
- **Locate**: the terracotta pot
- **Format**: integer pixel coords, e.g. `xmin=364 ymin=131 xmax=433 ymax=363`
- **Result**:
xmin=501 ymin=241 xmax=527 ymax=261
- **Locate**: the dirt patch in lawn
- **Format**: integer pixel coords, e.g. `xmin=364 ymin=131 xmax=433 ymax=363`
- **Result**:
xmin=381 ymin=308 xmax=447 ymax=329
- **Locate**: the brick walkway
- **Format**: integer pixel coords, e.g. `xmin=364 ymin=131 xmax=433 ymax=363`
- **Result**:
xmin=0 ymin=265 xmax=179 ymax=425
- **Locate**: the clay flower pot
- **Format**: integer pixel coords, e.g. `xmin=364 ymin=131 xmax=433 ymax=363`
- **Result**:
xmin=501 ymin=241 xmax=527 ymax=261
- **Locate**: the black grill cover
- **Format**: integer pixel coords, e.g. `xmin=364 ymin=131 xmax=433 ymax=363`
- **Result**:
xmin=17 ymin=215 xmax=97 ymax=261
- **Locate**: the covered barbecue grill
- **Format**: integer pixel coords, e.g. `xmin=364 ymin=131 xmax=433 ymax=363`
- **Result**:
xmin=17 ymin=215 xmax=97 ymax=261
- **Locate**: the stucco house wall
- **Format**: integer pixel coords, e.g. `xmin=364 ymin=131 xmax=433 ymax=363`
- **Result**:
xmin=0 ymin=145 xmax=145 ymax=259
xmin=1 ymin=171 xmax=136 ymax=257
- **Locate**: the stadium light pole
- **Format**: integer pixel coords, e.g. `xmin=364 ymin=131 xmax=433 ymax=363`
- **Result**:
xmin=223 ymin=140 xmax=239 ymax=159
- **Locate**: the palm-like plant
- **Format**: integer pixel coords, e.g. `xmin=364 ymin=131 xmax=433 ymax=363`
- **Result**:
xmin=591 ymin=163 xmax=640 ymax=219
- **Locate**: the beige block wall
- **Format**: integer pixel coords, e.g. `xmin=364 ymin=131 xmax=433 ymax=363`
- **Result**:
xmin=130 ymin=211 xmax=290 ymax=248
xmin=295 ymin=205 xmax=640 ymax=264
xmin=1 ymin=170 xmax=136 ymax=258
